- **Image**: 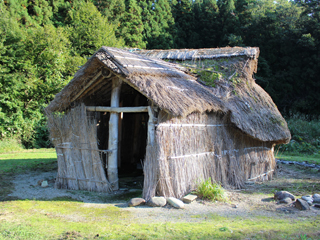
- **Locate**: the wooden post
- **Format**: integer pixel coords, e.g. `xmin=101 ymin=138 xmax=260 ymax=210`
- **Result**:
xmin=147 ymin=106 xmax=156 ymax=146
xmin=107 ymin=78 xmax=122 ymax=190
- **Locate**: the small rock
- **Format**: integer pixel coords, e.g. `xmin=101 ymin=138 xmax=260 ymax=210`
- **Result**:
xmin=307 ymin=201 xmax=313 ymax=206
xmin=232 ymin=204 xmax=238 ymax=208
xmin=147 ymin=197 xmax=166 ymax=207
xmin=295 ymin=199 xmax=310 ymax=211
xmin=274 ymin=191 xmax=295 ymax=201
xmin=182 ymin=194 xmax=197 ymax=203
xmin=41 ymin=181 xmax=48 ymax=188
xmin=128 ymin=198 xmax=145 ymax=207
xmin=301 ymin=196 xmax=313 ymax=203
xmin=313 ymin=194 xmax=320 ymax=199
xmin=279 ymin=197 xmax=292 ymax=204
xmin=167 ymin=197 xmax=184 ymax=209
xmin=313 ymin=198 xmax=320 ymax=203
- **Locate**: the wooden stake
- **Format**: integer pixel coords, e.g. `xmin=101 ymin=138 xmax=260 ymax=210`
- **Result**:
xmin=86 ymin=106 xmax=148 ymax=113
xmin=147 ymin=106 xmax=156 ymax=146
xmin=107 ymin=78 xmax=122 ymax=190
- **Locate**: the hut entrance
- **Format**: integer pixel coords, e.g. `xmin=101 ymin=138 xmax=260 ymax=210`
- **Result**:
xmin=96 ymin=111 xmax=148 ymax=191
xmin=93 ymin=81 xmax=150 ymax=191
xmin=119 ymin=112 xmax=148 ymax=173
xmin=118 ymin=111 xmax=148 ymax=189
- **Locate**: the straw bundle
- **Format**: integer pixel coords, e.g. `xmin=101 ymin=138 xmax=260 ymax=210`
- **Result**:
xmin=46 ymin=104 xmax=111 ymax=192
xmin=143 ymin=110 xmax=275 ymax=200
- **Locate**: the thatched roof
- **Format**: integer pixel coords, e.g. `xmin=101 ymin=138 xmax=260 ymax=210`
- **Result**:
xmin=136 ymin=47 xmax=290 ymax=144
xmin=133 ymin=47 xmax=258 ymax=60
xmin=46 ymin=46 xmax=290 ymax=144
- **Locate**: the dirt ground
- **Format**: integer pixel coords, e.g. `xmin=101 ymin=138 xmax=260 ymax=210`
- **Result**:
xmin=6 ymin=162 xmax=320 ymax=223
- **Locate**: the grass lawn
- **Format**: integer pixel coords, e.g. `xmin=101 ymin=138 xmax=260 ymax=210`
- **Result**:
xmin=0 ymin=148 xmax=57 ymax=174
xmin=1 ymin=199 xmax=319 ymax=240
xmin=275 ymin=152 xmax=320 ymax=165
xmin=0 ymin=149 xmax=319 ymax=239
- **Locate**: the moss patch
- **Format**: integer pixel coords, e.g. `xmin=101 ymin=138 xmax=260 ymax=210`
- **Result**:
xmin=178 ymin=57 xmax=247 ymax=90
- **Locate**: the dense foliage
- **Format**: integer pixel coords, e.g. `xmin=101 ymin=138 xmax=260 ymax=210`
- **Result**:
xmin=0 ymin=0 xmax=319 ymax=148
xmin=278 ymin=117 xmax=320 ymax=156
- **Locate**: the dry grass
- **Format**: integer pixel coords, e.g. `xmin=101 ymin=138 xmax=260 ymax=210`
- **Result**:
xmin=46 ymin=104 xmax=111 ymax=192
xmin=143 ymin=111 xmax=276 ymax=200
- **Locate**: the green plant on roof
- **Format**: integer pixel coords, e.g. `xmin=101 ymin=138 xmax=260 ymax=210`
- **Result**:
xmin=197 ymin=70 xmax=221 ymax=87
xmin=269 ymin=115 xmax=285 ymax=126
xmin=194 ymin=177 xmax=228 ymax=202
xmin=228 ymin=70 xmax=240 ymax=86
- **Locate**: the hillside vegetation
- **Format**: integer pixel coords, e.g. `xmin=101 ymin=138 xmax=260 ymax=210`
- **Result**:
xmin=0 ymin=0 xmax=319 ymax=148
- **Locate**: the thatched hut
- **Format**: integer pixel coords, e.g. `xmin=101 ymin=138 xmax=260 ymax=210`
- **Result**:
xmin=46 ymin=46 xmax=291 ymax=200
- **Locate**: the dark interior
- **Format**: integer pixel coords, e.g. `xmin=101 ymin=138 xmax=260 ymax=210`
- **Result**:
xmin=93 ymin=82 xmax=148 ymax=188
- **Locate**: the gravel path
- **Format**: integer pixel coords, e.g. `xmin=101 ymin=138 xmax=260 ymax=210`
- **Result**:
xmin=7 ymin=165 xmax=320 ymax=223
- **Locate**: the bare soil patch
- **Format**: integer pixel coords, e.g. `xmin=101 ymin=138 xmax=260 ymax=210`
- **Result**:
xmin=6 ymin=163 xmax=320 ymax=222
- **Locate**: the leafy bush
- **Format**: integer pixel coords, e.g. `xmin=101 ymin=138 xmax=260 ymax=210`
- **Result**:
xmin=278 ymin=118 xmax=320 ymax=155
xmin=194 ymin=178 xmax=228 ymax=202
xmin=0 ymin=138 xmax=24 ymax=154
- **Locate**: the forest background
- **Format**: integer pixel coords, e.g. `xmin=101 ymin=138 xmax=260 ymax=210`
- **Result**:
xmin=0 ymin=0 xmax=319 ymax=153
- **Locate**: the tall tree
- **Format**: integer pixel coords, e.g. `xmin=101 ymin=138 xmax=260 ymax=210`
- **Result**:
xmin=0 ymin=4 xmax=79 ymax=147
xmin=217 ymin=0 xmax=243 ymax=46
xmin=197 ymin=0 xmax=219 ymax=47
xmin=172 ymin=0 xmax=199 ymax=48
xmin=141 ymin=0 xmax=175 ymax=49
xmin=93 ymin=0 xmax=126 ymax=26
xmin=118 ymin=0 xmax=146 ymax=48
xmin=67 ymin=1 xmax=123 ymax=57
xmin=2 ymin=0 xmax=53 ymax=26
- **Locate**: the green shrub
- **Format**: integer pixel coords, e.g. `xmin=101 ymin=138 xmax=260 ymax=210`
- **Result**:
xmin=0 ymin=138 xmax=24 ymax=154
xmin=194 ymin=178 xmax=228 ymax=202
xmin=278 ymin=117 xmax=320 ymax=155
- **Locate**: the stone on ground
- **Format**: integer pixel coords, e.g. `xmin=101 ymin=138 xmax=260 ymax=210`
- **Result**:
xmin=301 ymin=196 xmax=313 ymax=203
xmin=295 ymin=199 xmax=310 ymax=210
xmin=128 ymin=198 xmax=145 ymax=207
xmin=41 ymin=181 xmax=48 ymax=188
xmin=167 ymin=197 xmax=185 ymax=209
xmin=279 ymin=197 xmax=292 ymax=204
xmin=313 ymin=193 xmax=320 ymax=199
xmin=182 ymin=194 xmax=197 ymax=203
xmin=313 ymin=197 xmax=320 ymax=203
xmin=274 ymin=191 xmax=295 ymax=201
xmin=147 ymin=197 xmax=166 ymax=207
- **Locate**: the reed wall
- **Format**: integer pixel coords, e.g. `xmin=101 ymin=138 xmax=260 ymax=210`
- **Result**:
xmin=143 ymin=110 xmax=275 ymax=200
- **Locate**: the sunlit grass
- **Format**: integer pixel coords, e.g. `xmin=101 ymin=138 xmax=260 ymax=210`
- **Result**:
xmin=275 ymin=152 xmax=320 ymax=165
xmin=0 ymin=199 xmax=319 ymax=239
xmin=0 ymin=149 xmax=320 ymax=239
xmin=0 ymin=148 xmax=57 ymax=174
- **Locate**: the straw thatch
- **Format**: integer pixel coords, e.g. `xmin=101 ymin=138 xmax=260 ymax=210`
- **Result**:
xmin=46 ymin=46 xmax=291 ymax=199
xmin=46 ymin=104 xmax=111 ymax=192
xmin=47 ymin=46 xmax=290 ymax=144
xmin=143 ymin=110 xmax=276 ymax=199
xmin=135 ymin=47 xmax=290 ymax=144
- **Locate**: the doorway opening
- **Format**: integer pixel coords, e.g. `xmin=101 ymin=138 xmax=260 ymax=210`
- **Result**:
xmin=96 ymin=84 xmax=149 ymax=190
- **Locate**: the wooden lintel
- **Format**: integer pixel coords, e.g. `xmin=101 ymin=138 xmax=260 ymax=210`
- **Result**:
xmin=86 ymin=106 xmax=148 ymax=113
xmin=71 ymin=71 xmax=102 ymax=102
